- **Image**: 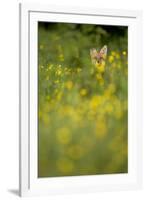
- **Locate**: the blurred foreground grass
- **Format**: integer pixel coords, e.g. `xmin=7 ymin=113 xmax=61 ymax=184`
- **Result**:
xmin=38 ymin=23 xmax=128 ymax=177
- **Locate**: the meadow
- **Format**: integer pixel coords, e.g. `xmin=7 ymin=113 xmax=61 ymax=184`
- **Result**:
xmin=38 ymin=23 xmax=128 ymax=177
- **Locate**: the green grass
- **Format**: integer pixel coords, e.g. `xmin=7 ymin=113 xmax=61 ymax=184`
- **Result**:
xmin=38 ymin=23 xmax=128 ymax=177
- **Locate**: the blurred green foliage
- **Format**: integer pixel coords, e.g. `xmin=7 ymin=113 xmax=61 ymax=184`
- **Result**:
xmin=38 ymin=22 xmax=128 ymax=177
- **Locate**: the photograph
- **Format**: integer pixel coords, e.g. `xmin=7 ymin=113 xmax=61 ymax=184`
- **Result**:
xmin=38 ymin=22 xmax=128 ymax=178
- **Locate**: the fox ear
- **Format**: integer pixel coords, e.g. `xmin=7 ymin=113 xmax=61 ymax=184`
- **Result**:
xmin=90 ymin=48 xmax=98 ymax=64
xmin=90 ymin=48 xmax=97 ymax=57
xmin=100 ymin=45 xmax=107 ymax=58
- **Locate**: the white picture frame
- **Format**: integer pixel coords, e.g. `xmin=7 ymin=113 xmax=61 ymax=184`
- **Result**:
xmin=19 ymin=3 xmax=143 ymax=197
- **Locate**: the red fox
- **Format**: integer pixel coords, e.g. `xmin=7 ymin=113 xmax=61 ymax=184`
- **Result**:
xmin=90 ymin=45 xmax=107 ymax=65
xmin=90 ymin=45 xmax=107 ymax=74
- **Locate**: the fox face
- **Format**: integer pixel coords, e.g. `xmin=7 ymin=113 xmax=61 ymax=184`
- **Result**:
xmin=90 ymin=45 xmax=107 ymax=65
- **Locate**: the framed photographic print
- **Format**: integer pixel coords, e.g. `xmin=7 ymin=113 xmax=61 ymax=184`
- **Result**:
xmin=19 ymin=3 xmax=142 ymax=197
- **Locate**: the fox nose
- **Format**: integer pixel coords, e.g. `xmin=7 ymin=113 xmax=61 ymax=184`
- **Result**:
xmin=96 ymin=59 xmax=100 ymax=64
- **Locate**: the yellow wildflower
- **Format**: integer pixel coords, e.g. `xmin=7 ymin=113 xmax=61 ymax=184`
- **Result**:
xmin=77 ymin=68 xmax=82 ymax=73
xmin=115 ymin=53 xmax=120 ymax=59
xmin=56 ymin=69 xmax=62 ymax=76
xmin=40 ymin=65 xmax=44 ymax=69
xmin=122 ymin=51 xmax=126 ymax=56
xmin=89 ymin=95 xmax=102 ymax=110
xmin=58 ymin=54 xmax=64 ymax=61
xmin=95 ymin=62 xmax=105 ymax=73
xmin=46 ymin=75 xmax=49 ymax=80
xmin=105 ymin=103 xmax=113 ymax=114
xmin=104 ymin=83 xmax=116 ymax=96
xmin=56 ymin=127 xmax=71 ymax=144
xmin=111 ymin=51 xmax=116 ymax=56
xmin=96 ymin=73 xmax=102 ymax=80
xmin=65 ymin=81 xmax=73 ymax=90
xmin=96 ymin=73 xmax=104 ymax=86
xmin=54 ymin=80 xmax=59 ymax=84
xmin=80 ymin=88 xmax=87 ymax=96
xmin=108 ymin=55 xmax=114 ymax=63
xmin=56 ymin=92 xmax=62 ymax=101
xmin=48 ymin=64 xmax=53 ymax=70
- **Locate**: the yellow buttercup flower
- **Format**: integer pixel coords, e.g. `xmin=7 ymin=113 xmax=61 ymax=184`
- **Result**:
xmin=80 ymin=88 xmax=87 ymax=96
xmin=56 ymin=127 xmax=71 ymax=145
xmin=115 ymin=53 xmax=120 ymax=59
xmin=104 ymin=83 xmax=116 ymax=97
xmin=40 ymin=65 xmax=44 ymax=69
xmin=77 ymin=68 xmax=82 ymax=73
xmin=54 ymin=80 xmax=59 ymax=84
xmin=111 ymin=51 xmax=116 ymax=56
xmin=122 ymin=51 xmax=126 ymax=56
xmin=96 ymin=73 xmax=104 ymax=86
xmin=56 ymin=69 xmax=62 ymax=76
xmin=105 ymin=103 xmax=113 ymax=114
xmin=108 ymin=55 xmax=114 ymax=63
xmin=58 ymin=53 xmax=64 ymax=61
xmin=65 ymin=81 xmax=73 ymax=90
xmin=56 ymin=92 xmax=62 ymax=101
xmin=89 ymin=95 xmax=102 ymax=110
xmin=95 ymin=62 xmax=105 ymax=73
